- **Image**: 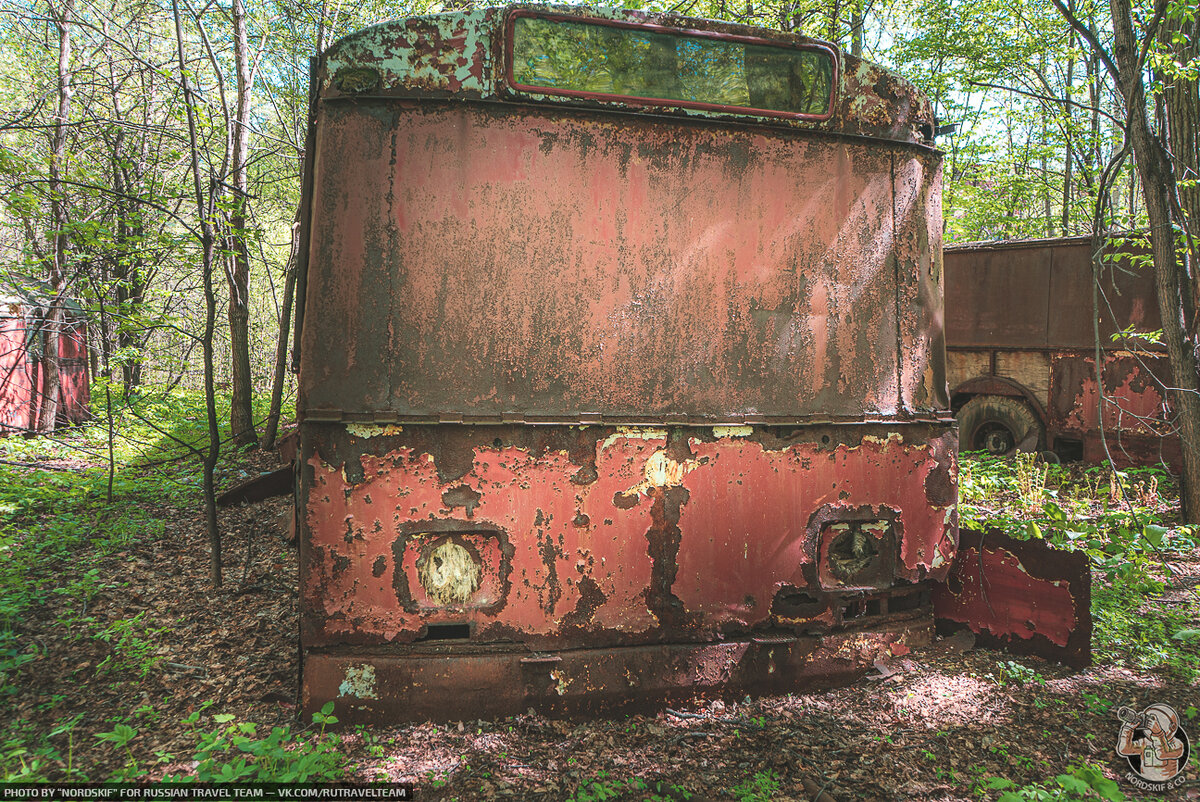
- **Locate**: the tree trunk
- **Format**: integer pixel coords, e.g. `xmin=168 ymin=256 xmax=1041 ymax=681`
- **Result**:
xmin=1110 ymin=0 xmax=1200 ymax=522
xmin=850 ymin=0 xmax=863 ymax=58
xmin=1164 ymin=9 xmax=1198 ymax=247
xmin=39 ymin=0 xmax=74 ymax=433
xmin=174 ymin=0 xmax=223 ymax=586
xmin=260 ymin=218 xmax=297 ymax=450
xmin=227 ymin=0 xmax=256 ymax=446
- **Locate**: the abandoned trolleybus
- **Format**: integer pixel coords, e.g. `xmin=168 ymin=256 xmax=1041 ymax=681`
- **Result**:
xmin=293 ymin=4 xmax=956 ymax=723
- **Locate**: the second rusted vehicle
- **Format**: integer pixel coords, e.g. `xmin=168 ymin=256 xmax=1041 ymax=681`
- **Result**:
xmin=293 ymin=4 xmax=956 ymax=724
xmin=0 ymin=280 xmax=90 ymax=435
xmin=945 ymin=236 xmax=1178 ymax=468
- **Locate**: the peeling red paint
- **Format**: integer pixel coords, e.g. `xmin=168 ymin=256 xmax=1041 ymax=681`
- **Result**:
xmin=933 ymin=529 xmax=1091 ymax=667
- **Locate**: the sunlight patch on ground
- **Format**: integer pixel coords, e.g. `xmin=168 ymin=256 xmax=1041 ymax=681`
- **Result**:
xmin=886 ymin=672 xmax=1007 ymax=726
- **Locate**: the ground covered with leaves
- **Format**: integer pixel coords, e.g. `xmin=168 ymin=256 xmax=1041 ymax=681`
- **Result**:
xmin=1 ymin=396 xmax=1197 ymax=801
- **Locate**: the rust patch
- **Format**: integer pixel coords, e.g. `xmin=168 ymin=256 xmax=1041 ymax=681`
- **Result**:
xmin=562 ymin=576 xmax=607 ymax=628
xmin=442 ymin=484 xmax=482 ymax=517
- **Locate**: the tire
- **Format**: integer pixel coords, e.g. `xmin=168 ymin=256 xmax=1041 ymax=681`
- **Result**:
xmin=956 ymin=395 xmax=1044 ymax=455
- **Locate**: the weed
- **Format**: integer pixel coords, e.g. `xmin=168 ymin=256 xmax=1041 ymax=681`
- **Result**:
xmin=93 ymin=611 xmax=170 ymax=677
xmin=94 ymin=723 xmax=139 ymax=780
xmin=980 ymin=762 xmax=1125 ymax=800
xmin=573 ymin=770 xmax=647 ymax=801
xmin=1014 ymin=452 xmax=1049 ymax=512
xmin=990 ymin=660 xmax=1045 ymax=687
xmin=1081 ymin=693 xmax=1113 ymax=716
xmin=159 ymin=703 xmax=345 ymax=783
xmin=730 ymin=770 xmax=781 ymax=802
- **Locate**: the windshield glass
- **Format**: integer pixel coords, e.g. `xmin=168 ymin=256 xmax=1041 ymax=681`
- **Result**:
xmin=510 ymin=15 xmax=834 ymax=117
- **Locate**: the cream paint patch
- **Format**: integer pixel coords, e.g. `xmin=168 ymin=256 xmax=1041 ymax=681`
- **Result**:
xmin=712 ymin=425 xmax=754 ymax=438
xmin=345 ymin=423 xmax=405 ymax=438
xmin=599 ymin=426 xmax=668 ymax=451
xmin=620 ymin=450 xmax=701 ymax=499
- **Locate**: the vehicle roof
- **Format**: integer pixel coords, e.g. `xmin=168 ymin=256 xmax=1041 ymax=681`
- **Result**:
xmin=319 ymin=4 xmax=936 ymax=148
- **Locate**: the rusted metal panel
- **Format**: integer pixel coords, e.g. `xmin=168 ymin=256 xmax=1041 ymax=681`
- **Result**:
xmin=298 ymin=5 xmax=953 ymax=723
xmin=299 ymin=424 xmax=957 ymax=649
xmin=1045 ymin=241 xmax=1161 ymax=349
xmin=1050 ymin=353 xmax=1171 ymax=434
xmin=944 ymin=247 xmax=1053 ymax=349
xmin=932 ymin=529 xmax=1091 ymax=668
xmin=302 ymin=614 xmax=933 ymax=724
xmin=301 ymin=101 xmax=945 ymax=422
xmin=1049 ymin=352 xmax=1178 ymax=468
xmin=944 ymin=236 xmax=1161 ymax=352
xmin=0 ymin=313 xmax=33 ymax=432
xmin=893 ymin=154 xmax=947 ymax=412
xmin=217 ymin=467 xmax=294 ymax=506
xmin=318 ymin=6 xmax=936 ymax=147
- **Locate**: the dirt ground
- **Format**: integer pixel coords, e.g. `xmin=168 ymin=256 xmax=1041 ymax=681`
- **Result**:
xmin=8 ymin=449 xmax=1199 ymax=801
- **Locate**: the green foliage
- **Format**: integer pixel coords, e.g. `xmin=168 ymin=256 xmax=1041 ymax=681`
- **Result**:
xmin=82 ymin=704 xmax=348 ymax=784
xmin=987 ymin=659 xmax=1045 ymax=687
xmin=572 ymin=770 xmax=648 ymax=801
xmin=1092 ymin=574 xmax=1200 ymax=680
xmin=981 ymin=763 xmax=1125 ymax=801
xmin=730 ymin=770 xmax=781 ymax=802
xmin=0 ymin=389 xmax=291 ymax=778
xmin=93 ymin=612 xmax=170 ymax=678
xmin=959 ymin=455 xmax=1188 ymax=579
xmin=570 ymin=770 xmax=694 ymax=801
xmin=173 ymin=707 xmax=344 ymax=784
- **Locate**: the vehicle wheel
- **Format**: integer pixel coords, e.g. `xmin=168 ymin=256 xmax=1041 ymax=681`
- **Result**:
xmin=956 ymin=395 xmax=1044 ymax=455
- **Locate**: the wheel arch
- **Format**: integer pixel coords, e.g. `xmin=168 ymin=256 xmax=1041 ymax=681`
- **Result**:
xmin=949 ymin=376 xmax=1049 ymax=428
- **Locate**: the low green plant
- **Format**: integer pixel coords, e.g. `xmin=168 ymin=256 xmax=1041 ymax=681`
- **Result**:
xmin=1092 ymin=575 xmax=1200 ymax=680
xmin=573 ymin=770 xmax=647 ymax=801
xmin=94 ymin=611 xmax=170 ymax=677
xmin=95 ymin=723 xmax=139 ymax=780
xmin=730 ymin=770 xmax=781 ymax=802
xmin=1080 ymin=693 xmax=1113 ymax=716
xmin=980 ymin=763 xmax=1125 ymax=800
xmin=991 ymin=660 xmax=1045 ymax=687
xmin=161 ymin=703 xmax=345 ymax=783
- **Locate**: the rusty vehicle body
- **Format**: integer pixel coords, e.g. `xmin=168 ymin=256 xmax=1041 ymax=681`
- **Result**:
xmin=945 ymin=236 xmax=1178 ymax=468
xmin=0 ymin=282 xmax=90 ymax=434
xmin=293 ymin=4 xmax=956 ymax=724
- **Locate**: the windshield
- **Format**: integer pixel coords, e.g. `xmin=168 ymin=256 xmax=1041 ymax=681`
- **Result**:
xmin=509 ymin=15 xmax=834 ymax=118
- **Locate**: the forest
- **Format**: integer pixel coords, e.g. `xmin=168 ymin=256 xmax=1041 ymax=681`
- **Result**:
xmin=0 ymin=0 xmax=1197 ymax=799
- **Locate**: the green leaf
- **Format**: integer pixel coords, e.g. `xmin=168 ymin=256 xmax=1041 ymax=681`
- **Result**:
xmin=1055 ymin=774 xmax=1090 ymax=793
xmin=1142 ymin=524 xmax=1168 ymax=547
